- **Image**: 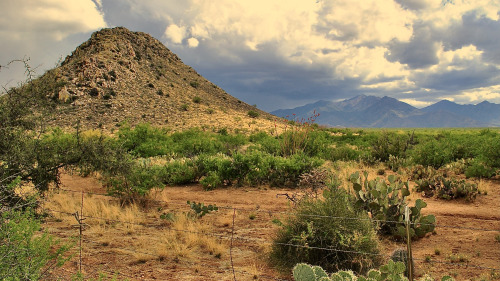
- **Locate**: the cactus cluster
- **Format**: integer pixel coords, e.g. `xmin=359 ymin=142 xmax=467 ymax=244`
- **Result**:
xmin=187 ymin=201 xmax=218 ymax=218
xmin=292 ymin=262 xmax=454 ymax=281
xmin=414 ymin=171 xmax=479 ymax=202
xmin=349 ymin=172 xmax=435 ymax=239
xmin=389 ymin=248 xmax=413 ymax=277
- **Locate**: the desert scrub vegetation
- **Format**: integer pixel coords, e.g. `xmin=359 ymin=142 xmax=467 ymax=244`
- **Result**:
xmin=270 ymin=186 xmax=381 ymax=273
xmin=27 ymin=122 xmax=499 ymax=202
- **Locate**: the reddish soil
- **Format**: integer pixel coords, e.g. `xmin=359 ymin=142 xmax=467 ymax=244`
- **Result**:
xmin=42 ymin=173 xmax=500 ymax=281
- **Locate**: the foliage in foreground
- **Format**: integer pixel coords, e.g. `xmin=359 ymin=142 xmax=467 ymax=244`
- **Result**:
xmin=349 ymin=172 xmax=435 ymax=239
xmin=292 ymin=261 xmax=454 ymax=281
xmin=270 ymin=187 xmax=381 ymax=273
xmin=0 ymin=209 xmax=71 ymax=280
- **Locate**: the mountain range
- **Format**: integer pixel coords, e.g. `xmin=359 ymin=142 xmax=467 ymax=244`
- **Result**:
xmin=271 ymin=95 xmax=500 ymax=128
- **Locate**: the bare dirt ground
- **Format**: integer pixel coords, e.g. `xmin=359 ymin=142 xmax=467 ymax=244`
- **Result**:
xmin=41 ymin=172 xmax=500 ymax=281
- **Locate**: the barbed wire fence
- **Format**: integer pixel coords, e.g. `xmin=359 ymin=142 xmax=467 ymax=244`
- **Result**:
xmin=38 ymin=187 xmax=500 ymax=281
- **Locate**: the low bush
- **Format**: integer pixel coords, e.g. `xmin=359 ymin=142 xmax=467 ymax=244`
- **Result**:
xmin=105 ymin=163 xmax=163 ymax=202
xmin=464 ymin=160 xmax=496 ymax=179
xmin=192 ymin=96 xmax=201 ymax=103
xmin=247 ymin=110 xmax=259 ymax=118
xmin=197 ymin=151 xmax=323 ymax=189
xmin=117 ymin=123 xmax=171 ymax=157
xmin=329 ymin=145 xmax=361 ymax=161
xmin=270 ymin=187 xmax=381 ymax=273
xmin=159 ymin=158 xmax=199 ymax=185
xmin=371 ymin=132 xmax=414 ymax=162
xmin=0 ymin=209 xmax=71 ymax=280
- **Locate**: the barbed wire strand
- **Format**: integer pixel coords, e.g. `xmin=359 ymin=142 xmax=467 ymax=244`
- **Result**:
xmin=413 ymin=257 xmax=500 ymax=271
xmin=54 ymin=187 xmax=500 ymax=232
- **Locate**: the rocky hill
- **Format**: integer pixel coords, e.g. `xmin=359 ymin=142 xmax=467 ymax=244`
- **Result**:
xmin=30 ymin=27 xmax=275 ymax=133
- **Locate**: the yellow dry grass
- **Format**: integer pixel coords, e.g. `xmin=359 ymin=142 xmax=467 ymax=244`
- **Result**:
xmin=44 ymin=188 xmax=227 ymax=267
xmin=44 ymin=190 xmax=141 ymax=231
xmin=154 ymin=213 xmax=227 ymax=260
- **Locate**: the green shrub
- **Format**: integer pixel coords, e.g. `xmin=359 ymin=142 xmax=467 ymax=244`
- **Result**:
xmin=268 ymin=153 xmax=323 ymax=187
xmin=0 ymin=209 xmax=71 ymax=280
xmin=192 ymin=96 xmax=201 ymax=103
xmin=181 ymin=104 xmax=189 ymax=111
xmin=249 ymin=132 xmax=280 ymax=155
xmin=117 ymin=123 xmax=171 ymax=157
xmin=88 ymin=87 xmax=99 ymax=97
xmin=410 ymin=137 xmax=473 ymax=169
xmin=159 ymin=158 xmax=198 ymax=185
xmin=479 ymin=136 xmax=500 ymax=168
xmin=200 ymin=171 xmax=223 ymax=190
xmin=270 ymin=187 xmax=381 ymax=273
xmin=464 ymin=160 xmax=496 ymax=178
xmin=106 ymin=163 xmax=163 ymax=201
xmin=329 ymin=145 xmax=361 ymax=161
xmin=247 ymin=110 xmax=259 ymax=118
xmin=196 ymin=151 xmax=322 ymax=189
xmin=371 ymin=132 xmax=413 ymax=162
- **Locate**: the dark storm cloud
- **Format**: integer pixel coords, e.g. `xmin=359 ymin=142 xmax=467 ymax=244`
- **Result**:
xmin=412 ymin=63 xmax=500 ymax=91
xmin=385 ymin=23 xmax=440 ymax=69
xmin=99 ymin=0 xmax=167 ymax=38
xmin=440 ymin=11 xmax=500 ymax=64
xmin=394 ymin=0 xmax=429 ymax=10
xmin=170 ymin=40 xmax=362 ymax=111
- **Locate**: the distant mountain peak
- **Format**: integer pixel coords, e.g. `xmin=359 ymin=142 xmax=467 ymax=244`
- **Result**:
xmin=271 ymin=95 xmax=500 ymax=127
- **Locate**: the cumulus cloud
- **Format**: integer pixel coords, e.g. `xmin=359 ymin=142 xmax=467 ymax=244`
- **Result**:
xmin=187 ymin=37 xmax=199 ymax=48
xmin=164 ymin=24 xmax=186 ymax=44
xmin=0 ymin=0 xmax=106 ymax=87
xmin=0 ymin=0 xmax=106 ymax=40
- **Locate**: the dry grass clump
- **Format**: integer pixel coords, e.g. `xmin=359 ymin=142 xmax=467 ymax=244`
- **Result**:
xmin=154 ymin=213 xmax=227 ymax=260
xmin=43 ymin=190 xmax=142 ymax=231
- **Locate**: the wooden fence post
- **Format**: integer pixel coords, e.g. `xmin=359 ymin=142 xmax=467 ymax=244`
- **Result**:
xmin=405 ymin=205 xmax=414 ymax=281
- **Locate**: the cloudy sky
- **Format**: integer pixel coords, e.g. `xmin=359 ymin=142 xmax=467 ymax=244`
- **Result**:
xmin=1 ymin=0 xmax=500 ymax=111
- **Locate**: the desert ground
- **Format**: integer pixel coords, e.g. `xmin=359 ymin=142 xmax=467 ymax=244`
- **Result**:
xmin=41 ymin=168 xmax=500 ymax=281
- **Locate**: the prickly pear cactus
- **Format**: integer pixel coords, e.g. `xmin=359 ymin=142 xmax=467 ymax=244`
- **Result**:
xmin=349 ymin=171 xmax=435 ymax=239
xmin=379 ymin=260 xmax=408 ymax=281
xmin=187 ymin=201 xmax=218 ymax=218
xmin=331 ymin=270 xmax=358 ymax=281
xmin=312 ymin=266 xmax=329 ymax=279
xmin=292 ymin=262 xmax=453 ymax=281
xmin=293 ymin=263 xmax=317 ymax=281
xmin=389 ymin=249 xmax=413 ymax=278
